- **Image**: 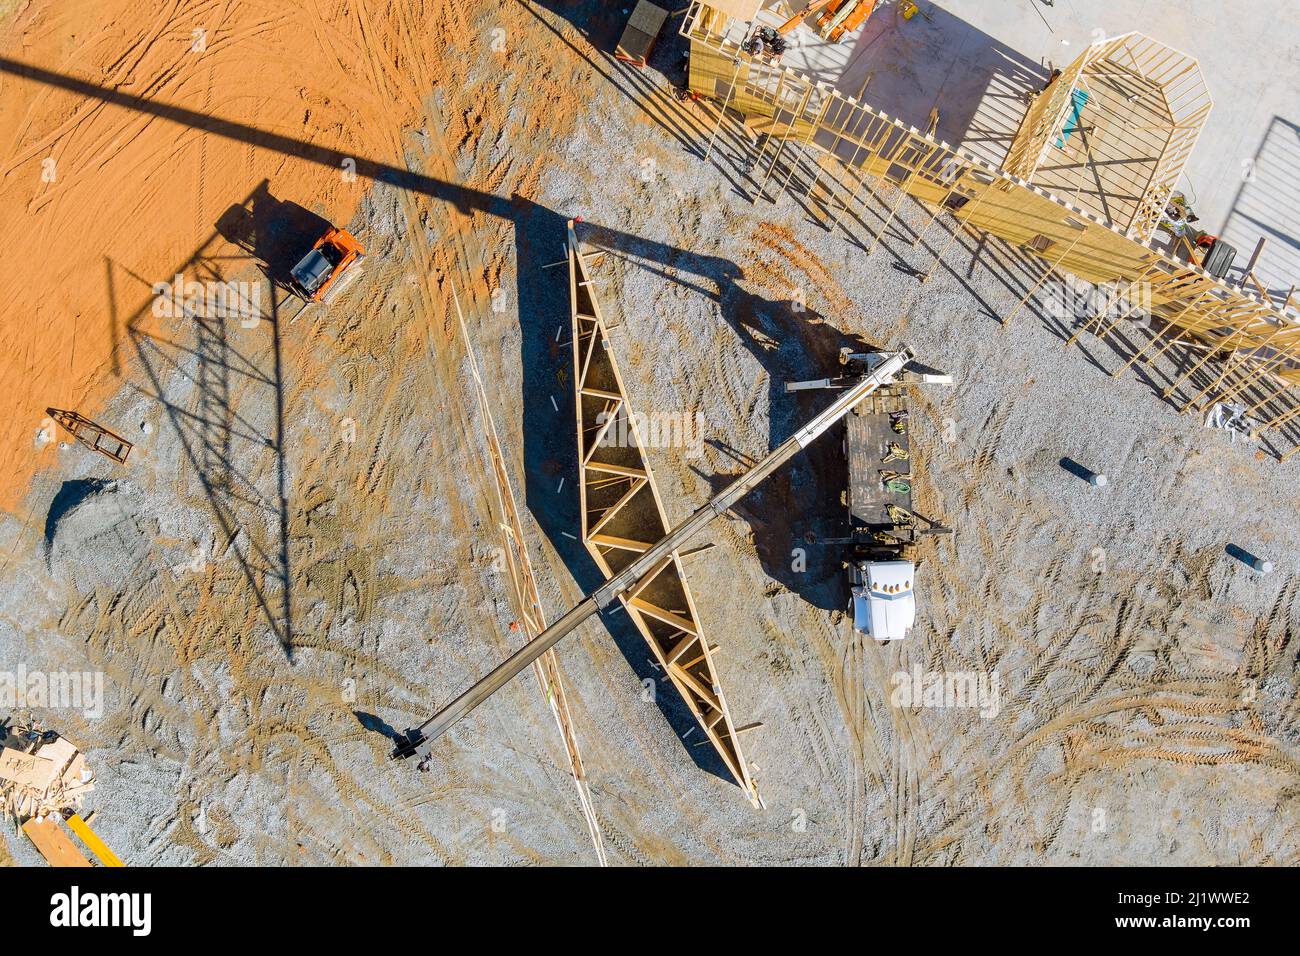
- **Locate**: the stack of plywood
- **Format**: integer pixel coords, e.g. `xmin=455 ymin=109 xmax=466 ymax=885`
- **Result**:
xmin=0 ymin=731 xmax=95 ymax=822
xmin=616 ymin=1 xmax=670 ymax=67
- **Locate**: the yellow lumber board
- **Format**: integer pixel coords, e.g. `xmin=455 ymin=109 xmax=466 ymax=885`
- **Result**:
xmin=701 ymin=0 xmax=762 ymax=19
xmin=66 ymin=813 xmax=125 ymax=867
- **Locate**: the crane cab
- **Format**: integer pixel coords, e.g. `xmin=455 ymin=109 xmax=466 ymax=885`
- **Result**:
xmin=851 ymin=559 xmax=916 ymax=642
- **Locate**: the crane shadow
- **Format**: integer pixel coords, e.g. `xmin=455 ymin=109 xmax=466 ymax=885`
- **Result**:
xmin=699 ymin=286 xmax=875 ymax=613
xmin=106 ymin=181 xmax=298 ymax=658
xmin=0 ymin=51 xmax=771 ymax=782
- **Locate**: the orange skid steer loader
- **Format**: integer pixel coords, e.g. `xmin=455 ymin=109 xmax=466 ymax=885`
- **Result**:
xmin=290 ymin=226 xmax=365 ymax=304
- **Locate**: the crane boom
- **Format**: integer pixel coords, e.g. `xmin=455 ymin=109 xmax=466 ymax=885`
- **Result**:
xmin=391 ymin=346 xmax=916 ymax=762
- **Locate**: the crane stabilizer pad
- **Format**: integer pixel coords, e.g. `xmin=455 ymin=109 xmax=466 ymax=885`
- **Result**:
xmin=391 ymin=729 xmax=425 ymax=760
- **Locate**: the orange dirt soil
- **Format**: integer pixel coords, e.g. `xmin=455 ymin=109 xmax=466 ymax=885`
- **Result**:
xmin=0 ymin=0 xmax=520 ymax=514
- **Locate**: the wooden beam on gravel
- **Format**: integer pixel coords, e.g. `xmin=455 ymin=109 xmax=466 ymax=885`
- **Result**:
xmin=444 ymin=279 xmax=607 ymax=865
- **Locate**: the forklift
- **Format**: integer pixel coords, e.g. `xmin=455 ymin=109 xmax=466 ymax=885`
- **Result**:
xmin=290 ymin=226 xmax=365 ymax=303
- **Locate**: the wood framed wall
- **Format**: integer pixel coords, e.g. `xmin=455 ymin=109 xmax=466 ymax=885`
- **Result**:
xmin=681 ymin=3 xmax=1300 ymax=458
xmin=1003 ymin=32 xmax=1211 ymax=240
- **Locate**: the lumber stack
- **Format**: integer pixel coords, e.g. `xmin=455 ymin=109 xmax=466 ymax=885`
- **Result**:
xmin=0 ymin=725 xmax=95 ymax=823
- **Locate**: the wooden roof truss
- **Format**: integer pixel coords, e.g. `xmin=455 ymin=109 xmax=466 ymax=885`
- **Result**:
xmin=567 ymin=222 xmax=762 ymax=806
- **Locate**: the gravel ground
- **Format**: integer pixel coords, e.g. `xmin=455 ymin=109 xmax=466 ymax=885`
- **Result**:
xmin=2 ymin=5 xmax=1298 ymax=866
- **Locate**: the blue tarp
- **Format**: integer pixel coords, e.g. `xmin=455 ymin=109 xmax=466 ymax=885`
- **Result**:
xmin=1055 ymin=88 xmax=1090 ymax=149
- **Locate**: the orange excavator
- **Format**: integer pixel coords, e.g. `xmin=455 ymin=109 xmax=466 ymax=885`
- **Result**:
xmin=290 ymin=226 xmax=365 ymax=304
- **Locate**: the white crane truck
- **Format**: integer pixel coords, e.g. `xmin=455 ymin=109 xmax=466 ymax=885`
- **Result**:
xmin=787 ymin=349 xmax=953 ymax=642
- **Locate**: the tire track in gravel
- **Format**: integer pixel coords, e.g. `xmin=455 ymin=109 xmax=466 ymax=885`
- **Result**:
xmin=910 ymin=688 xmax=1266 ymax=862
xmin=344 ymin=36 xmax=590 ymax=858
xmin=873 ymin=390 xmax=1269 ymax=865
xmin=3 ymin=0 xmax=495 ymax=863
xmin=318 ymin=0 xmax=675 ymax=860
xmin=839 ymin=634 xmax=869 ymax=864
xmin=49 ymin=271 xmax=462 ymax=863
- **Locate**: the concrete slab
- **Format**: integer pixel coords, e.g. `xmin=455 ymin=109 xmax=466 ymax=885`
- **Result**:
xmin=906 ymin=0 xmax=1300 ymax=300
xmin=759 ymin=1 xmax=1048 ymax=167
xmin=742 ymin=0 xmax=1300 ymax=302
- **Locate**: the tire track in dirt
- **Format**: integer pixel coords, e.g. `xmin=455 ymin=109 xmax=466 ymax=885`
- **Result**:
xmin=317 ymin=0 xmax=679 ymax=860
xmin=750 ymin=223 xmax=858 ymax=321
